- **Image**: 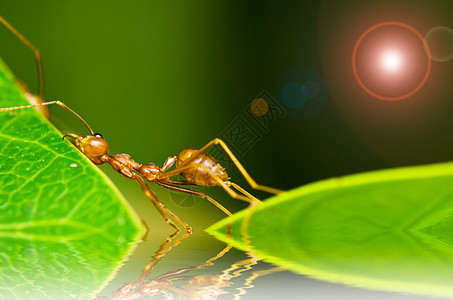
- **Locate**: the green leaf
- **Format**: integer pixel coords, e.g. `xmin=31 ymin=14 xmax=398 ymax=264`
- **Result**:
xmin=207 ymin=162 xmax=453 ymax=299
xmin=0 ymin=58 xmax=143 ymax=299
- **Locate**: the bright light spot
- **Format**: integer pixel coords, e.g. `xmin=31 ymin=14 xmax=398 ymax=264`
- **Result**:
xmin=381 ymin=50 xmax=403 ymax=73
xmin=352 ymin=21 xmax=431 ymax=101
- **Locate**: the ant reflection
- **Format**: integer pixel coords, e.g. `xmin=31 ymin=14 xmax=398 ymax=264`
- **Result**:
xmin=95 ymin=233 xmax=282 ymax=300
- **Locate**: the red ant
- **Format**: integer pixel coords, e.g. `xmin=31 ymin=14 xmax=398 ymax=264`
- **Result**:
xmin=0 ymin=16 xmax=283 ymax=233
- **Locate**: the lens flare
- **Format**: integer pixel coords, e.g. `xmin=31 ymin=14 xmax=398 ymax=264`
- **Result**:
xmin=424 ymin=26 xmax=453 ymax=62
xmin=352 ymin=21 xmax=431 ymax=101
xmin=381 ymin=50 xmax=403 ymax=73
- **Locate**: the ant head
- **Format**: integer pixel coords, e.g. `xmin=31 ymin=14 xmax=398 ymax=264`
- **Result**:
xmin=64 ymin=132 xmax=109 ymax=165
xmin=81 ymin=133 xmax=109 ymax=164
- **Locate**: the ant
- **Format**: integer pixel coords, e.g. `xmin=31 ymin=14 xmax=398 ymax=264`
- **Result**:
xmin=0 ymin=16 xmax=284 ymax=234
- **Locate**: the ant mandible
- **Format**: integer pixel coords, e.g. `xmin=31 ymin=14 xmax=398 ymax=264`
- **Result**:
xmin=0 ymin=16 xmax=284 ymax=234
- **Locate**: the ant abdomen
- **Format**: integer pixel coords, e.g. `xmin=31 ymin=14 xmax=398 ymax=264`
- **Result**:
xmin=176 ymin=149 xmax=228 ymax=186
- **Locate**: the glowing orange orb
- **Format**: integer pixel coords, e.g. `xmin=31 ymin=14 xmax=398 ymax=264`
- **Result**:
xmin=352 ymin=21 xmax=431 ymax=101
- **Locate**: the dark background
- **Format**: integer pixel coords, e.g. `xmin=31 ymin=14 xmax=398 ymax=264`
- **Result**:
xmin=1 ymin=0 xmax=452 ymax=229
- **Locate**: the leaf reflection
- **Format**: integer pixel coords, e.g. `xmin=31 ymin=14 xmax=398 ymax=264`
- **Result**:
xmin=0 ymin=235 xmax=138 ymax=300
xmin=208 ymin=162 xmax=453 ymax=299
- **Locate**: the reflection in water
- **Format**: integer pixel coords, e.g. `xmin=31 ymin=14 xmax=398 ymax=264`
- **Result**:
xmin=96 ymin=232 xmax=282 ymax=299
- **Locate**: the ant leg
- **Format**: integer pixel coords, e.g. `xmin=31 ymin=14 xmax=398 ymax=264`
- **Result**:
xmin=62 ymin=133 xmax=82 ymax=142
xmin=204 ymin=245 xmax=233 ymax=266
xmin=0 ymin=100 xmax=95 ymax=135
xmin=157 ymin=182 xmax=232 ymax=216
xmin=161 ymin=156 xmax=177 ymax=171
xmin=160 ymin=138 xmax=284 ymax=195
xmin=217 ymin=255 xmax=261 ymax=285
xmin=163 ymin=174 xmax=258 ymax=204
xmin=161 ymin=164 xmax=260 ymax=205
xmin=0 ymin=16 xmax=44 ymax=98
xmin=138 ymin=229 xmax=191 ymax=282
xmin=154 ymin=244 xmax=233 ymax=281
xmin=235 ymin=266 xmax=284 ymax=299
xmin=165 ymin=179 xmax=196 ymax=185
xmin=132 ymin=174 xmax=193 ymax=234
xmin=228 ymin=182 xmax=261 ymax=204
xmin=158 ymin=181 xmax=235 ymax=236
xmin=138 ymin=230 xmax=178 ymax=281
xmin=157 ymin=244 xmax=233 ymax=281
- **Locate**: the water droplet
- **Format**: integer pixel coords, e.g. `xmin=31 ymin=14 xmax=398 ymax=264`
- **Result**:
xmin=70 ymin=164 xmax=77 ymax=168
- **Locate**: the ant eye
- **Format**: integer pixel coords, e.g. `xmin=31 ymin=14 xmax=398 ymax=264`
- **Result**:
xmin=94 ymin=133 xmax=103 ymax=138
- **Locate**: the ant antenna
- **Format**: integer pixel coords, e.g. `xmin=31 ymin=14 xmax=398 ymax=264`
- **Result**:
xmin=0 ymin=100 xmax=95 ymax=135
xmin=0 ymin=15 xmax=44 ymax=99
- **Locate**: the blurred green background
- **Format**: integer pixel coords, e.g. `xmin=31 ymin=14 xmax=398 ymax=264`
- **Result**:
xmin=1 ymin=0 xmax=453 ymax=232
